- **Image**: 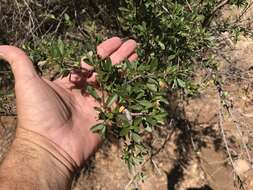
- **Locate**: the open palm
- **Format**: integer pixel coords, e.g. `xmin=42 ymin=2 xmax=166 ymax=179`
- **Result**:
xmin=0 ymin=37 xmax=138 ymax=168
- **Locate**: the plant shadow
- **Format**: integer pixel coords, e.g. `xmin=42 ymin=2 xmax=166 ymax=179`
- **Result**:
xmin=162 ymin=95 xmax=222 ymax=190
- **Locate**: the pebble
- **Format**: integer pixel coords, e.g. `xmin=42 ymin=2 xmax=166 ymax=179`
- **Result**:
xmin=234 ymin=159 xmax=252 ymax=175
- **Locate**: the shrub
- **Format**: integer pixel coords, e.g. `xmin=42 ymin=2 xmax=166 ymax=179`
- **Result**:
xmin=84 ymin=0 xmax=248 ymax=169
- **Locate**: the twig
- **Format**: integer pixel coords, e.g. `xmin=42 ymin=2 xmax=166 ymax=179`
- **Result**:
xmin=52 ymin=7 xmax=68 ymax=35
xmin=126 ymin=74 xmax=154 ymax=84
xmin=0 ymin=71 xmax=12 ymax=74
xmin=203 ymin=0 xmax=229 ymax=26
xmin=218 ymin=100 xmax=236 ymax=171
xmin=227 ymin=109 xmax=252 ymax=164
xmin=215 ymin=80 xmax=247 ymax=189
xmin=23 ymin=0 xmax=40 ymax=41
xmin=234 ymin=2 xmax=253 ymax=24
xmin=42 ymin=7 xmax=68 ymax=38
xmin=123 ymin=109 xmax=133 ymax=123
xmin=215 ymin=81 xmax=236 ymax=166
xmin=215 ymin=69 xmax=252 ymax=164
xmin=0 ymin=113 xmax=17 ymax=117
xmin=211 ymin=0 xmax=229 ymax=17
xmin=66 ymin=33 xmax=84 ymax=42
xmin=151 ymin=159 xmax=161 ymax=175
xmin=186 ymin=0 xmax=193 ymax=12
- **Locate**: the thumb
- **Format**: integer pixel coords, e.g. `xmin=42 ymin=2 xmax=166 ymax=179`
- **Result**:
xmin=0 ymin=45 xmax=38 ymax=81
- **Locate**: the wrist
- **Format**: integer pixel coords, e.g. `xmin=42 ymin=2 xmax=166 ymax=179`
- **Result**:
xmin=0 ymin=127 xmax=77 ymax=190
xmin=16 ymin=127 xmax=78 ymax=172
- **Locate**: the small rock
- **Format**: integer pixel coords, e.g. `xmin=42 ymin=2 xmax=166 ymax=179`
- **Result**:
xmin=234 ymin=132 xmax=249 ymax=144
xmin=234 ymin=159 xmax=251 ymax=175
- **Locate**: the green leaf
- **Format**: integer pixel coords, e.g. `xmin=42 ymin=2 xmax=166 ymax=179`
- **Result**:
xmin=106 ymin=94 xmax=118 ymax=108
xmin=153 ymin=113 xmax=168 ymax=124
xmin=158 ymin=41 xmax=166 ymax=50
xmin=148 ymin=78 xmax=158 ymax=85
xmin=147 ymin=83 xmax=158 ymax=92
xmin=130 ymin=105 xmax=143 ymax=111
xmin=146 ymin=116 xmax=157 ymax=126
xmin=136 ymin=91 xmax=145 ymax=99
xmin=51 ymin=44 xmax=61 ymax=58
xmin=64 ymin=13 xmax=70 ymax=22
xmin=46 ymin=14 xmax=56 ymax=20
xmin=177 ymin=78 xmax=186 ymax=88
xmin=149 ymin=58 xmax=159 ymax=71
xmin=132 ymin=133 xmax=141 ymax=143
xmin=91 ymin=123 xmax=106 ymax=133
xmin=133 ymin=117 xmax=143 ymax=127
xmin=167 ymin=54 xmax=176 ymax=61
xmin=58 ymin=39 xmax=65 ymax=56
xmin=99 ymin=111 xmax=107 ymax=120
xmin=120 ymin=127 xmax=130 ymax=136
xmin=103 ymin=59 xmax=112 ymax=71
xmin=145 ymin=126 xmax=153 ymax=132
xmin=153 ymin=96 xmax=169 ymax=104
xmin=139 ymin=100 xmax=153 ymax=109
xmin=101 ymin=125 xmax=107 ymax=137
xmin=86 ymin=85 xmax=101 ymax=101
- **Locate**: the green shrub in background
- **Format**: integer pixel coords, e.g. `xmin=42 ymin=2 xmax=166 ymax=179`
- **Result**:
xmin=85 ymin=0 xmax=248 ymax=169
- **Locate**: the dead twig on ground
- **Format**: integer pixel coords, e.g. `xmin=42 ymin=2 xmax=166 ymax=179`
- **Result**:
xmin=227 ymin=109 xmax=252 ymax=163
xmin=234 ymin=2 xmax=253 ymax=25
xmin=215 ymin=79 xmax=247 ymax=189
xmin=203 ymin=0 xmax=230 ymax=26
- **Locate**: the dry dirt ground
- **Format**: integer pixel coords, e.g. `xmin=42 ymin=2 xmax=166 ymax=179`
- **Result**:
xmin=1 ymin=6 xmax=253 ymax=190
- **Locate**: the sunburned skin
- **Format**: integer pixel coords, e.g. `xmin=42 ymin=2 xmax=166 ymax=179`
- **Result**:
xmin=0 ymin=37 xmax=138 ymax=190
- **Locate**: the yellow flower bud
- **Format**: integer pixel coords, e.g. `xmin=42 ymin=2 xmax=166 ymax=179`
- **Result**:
xmin=119 ymin=106 xmax=125 ymax=113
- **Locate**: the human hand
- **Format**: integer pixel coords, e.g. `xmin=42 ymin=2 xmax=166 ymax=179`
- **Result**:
xmin=0 ymin=37 xmax=138 ymax=169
